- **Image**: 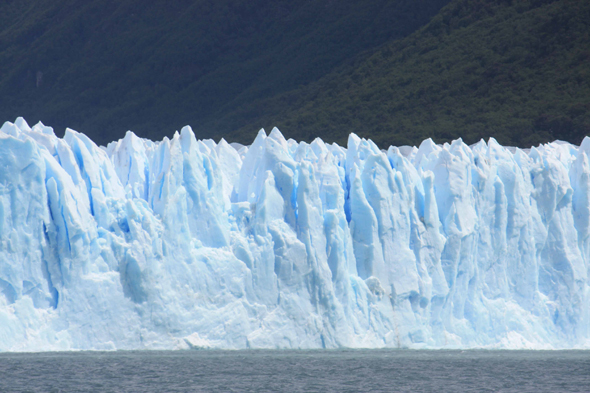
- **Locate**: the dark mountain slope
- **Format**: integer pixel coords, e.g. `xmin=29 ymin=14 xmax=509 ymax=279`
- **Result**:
xmin=225 ymin=0 xmax=590 ymax=147
xmin=0 ymin=0 xmax=449 ymax=145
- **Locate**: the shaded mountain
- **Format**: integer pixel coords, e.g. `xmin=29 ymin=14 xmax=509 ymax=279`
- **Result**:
xmin=0 ymin=0 xmax=449 ymax=145
xmin=225 ymin=0 xmax=590 ymax=147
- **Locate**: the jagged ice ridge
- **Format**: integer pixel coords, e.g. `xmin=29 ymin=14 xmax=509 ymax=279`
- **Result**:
xmin=0 ymin=117 xmax=589 ymax=351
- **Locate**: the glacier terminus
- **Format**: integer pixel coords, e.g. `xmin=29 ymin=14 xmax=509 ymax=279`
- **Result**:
xmin=0 ymin=117 xmax=589 ymax=351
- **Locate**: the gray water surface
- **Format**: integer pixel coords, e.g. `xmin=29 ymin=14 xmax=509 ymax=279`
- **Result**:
xmin=1 ymin=350 xmax=589 ymax=392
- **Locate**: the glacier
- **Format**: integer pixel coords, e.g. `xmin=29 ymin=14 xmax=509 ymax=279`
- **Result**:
xmin=0 ymin=117 xmax=589 ymax=351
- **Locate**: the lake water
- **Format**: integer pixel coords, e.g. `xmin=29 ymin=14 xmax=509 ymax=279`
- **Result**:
xmin=0 ymin=350 xmax=589 ymax=392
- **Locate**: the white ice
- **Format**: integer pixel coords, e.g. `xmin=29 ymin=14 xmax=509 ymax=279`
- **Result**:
xmin=0 ymin=117 xmax=589 ymax=351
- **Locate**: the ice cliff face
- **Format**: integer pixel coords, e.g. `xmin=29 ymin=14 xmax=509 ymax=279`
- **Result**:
xmin=0 ymin=118 xmax=589 ymax=351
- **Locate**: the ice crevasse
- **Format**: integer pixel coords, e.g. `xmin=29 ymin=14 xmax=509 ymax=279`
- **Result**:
xmin=0 ymin=117 xmax=589 ymax=351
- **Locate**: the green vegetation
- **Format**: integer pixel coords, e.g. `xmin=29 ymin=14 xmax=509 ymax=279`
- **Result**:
xmin=0 ymin=0 xmax=588 ymax=148
xmin=0 ymin=0 xmax=448 ymax=145
xmin=225 ymin=0 xmax=590 ymax=147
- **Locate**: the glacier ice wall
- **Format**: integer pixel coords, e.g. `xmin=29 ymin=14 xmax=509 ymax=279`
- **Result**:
xmin=0 ymin=117 xmax=589 ymax=351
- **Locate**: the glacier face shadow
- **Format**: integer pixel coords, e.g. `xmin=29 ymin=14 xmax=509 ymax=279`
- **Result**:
xmin=0 ymin=117 xmax=589 ymax=351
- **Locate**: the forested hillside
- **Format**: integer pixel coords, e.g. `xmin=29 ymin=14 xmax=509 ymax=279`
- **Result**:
xmin=224 ymin=0 xmax=590 ymax=147
xmin=0 ymin=0 xmax=448 ymax=145
xmin=0 ymin=0 xmax=588 ymax=148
